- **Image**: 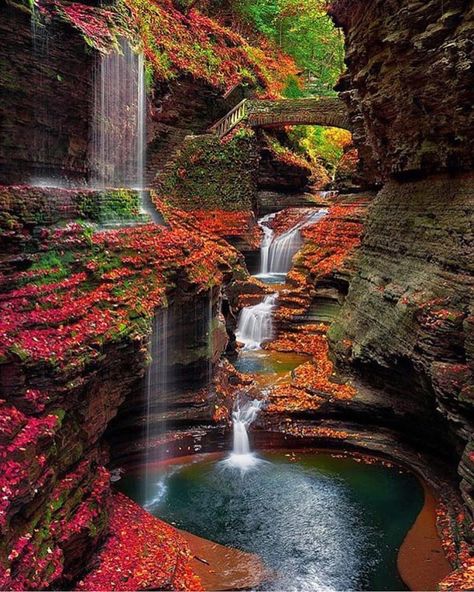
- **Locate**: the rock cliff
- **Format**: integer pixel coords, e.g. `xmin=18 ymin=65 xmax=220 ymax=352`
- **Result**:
xmin=328 ymin=0 xmax=474 ymax=576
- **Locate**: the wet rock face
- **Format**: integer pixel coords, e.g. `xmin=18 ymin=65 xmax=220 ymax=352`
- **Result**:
xmin=329 ymin=174 xmax=473 ymax=411
xmin=329 ymin=173 xmax=474 ymax=543
xmin=0 ymin=4 xmax=93 ymax=185
xmin=106 ymin=289 xmax=229 ymax=469
xmin=257 ymin=131 xmax=313 ymax=193
xmin=329 ymin=0 xmax=474 ymax=553
xmin=331 ymin=0 xmax=474 ymax=180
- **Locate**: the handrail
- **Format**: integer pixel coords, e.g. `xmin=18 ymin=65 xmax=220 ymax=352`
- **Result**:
xmin=209 ymin=97 xmax=352 ymax=137
xmin=209 ymin=99 xmax=248 ymax=138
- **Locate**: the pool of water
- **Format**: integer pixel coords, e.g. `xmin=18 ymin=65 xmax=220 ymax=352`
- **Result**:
xmin=231 ymin=350 xmax=310 ymax=377
xmin=253 ymin=272 xmax=287 ymax=285
xmin=118 ymin=451 xmax=423 ymax=591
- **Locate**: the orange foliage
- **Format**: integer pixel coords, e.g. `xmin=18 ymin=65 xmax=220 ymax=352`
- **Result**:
xmin=275 ymin=200 xmax=368 ymax=324
xmin=298 ymin=201 xmax=367 ymax=278
xmin=126 ymin=0 xmax=298 ymax=97
xmin=283 ymin=424 xmax=353 ymax=441
xmin=265 ymin=327 xmax=355 ymax=413
xmin=156 ymin=198 xmax=261 ymax=248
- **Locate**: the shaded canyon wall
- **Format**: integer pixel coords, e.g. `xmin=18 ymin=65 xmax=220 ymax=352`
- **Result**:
xmin=329 ymin=0 xmax=474 ymax=546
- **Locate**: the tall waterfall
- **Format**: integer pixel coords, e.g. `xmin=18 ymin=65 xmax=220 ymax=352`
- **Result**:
xmin=144 ymin=308 xmax=169 ymax=505
xmin=91 ymin=39 xmax=146 ymax=190
xmin=223 ymin=398 xmax=263 ymax=471
xmin=257 ymin=209 xmax=329 ymax=278
xmin=207 ymin=290 xmax=214 ymax=384
xmin=236 ymin=293 xmax=278 ymax=350
xmin=30 ymin=6 xmax=53 ymax=185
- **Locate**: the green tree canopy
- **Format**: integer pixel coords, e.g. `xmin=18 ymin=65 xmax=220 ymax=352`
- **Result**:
xmin=235 ymin=0 xmax=344 ymax=96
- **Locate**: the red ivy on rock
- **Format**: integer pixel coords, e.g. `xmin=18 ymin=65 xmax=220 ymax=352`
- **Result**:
xmin=76 ymin=493 xmax=203 ymax=591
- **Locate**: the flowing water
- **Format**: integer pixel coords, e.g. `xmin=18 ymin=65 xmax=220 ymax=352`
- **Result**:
xmin=144 ymin=308 xmax=169 ymax=505
xmin=144 ymin=293 xmax=217 ymax=506
xmin=118 ymin=452 xmax=423 ymax=591
xmin=256 ymin=208 xmax=328 ymax=282
xmin=144 ymin=308 xmax=169 ymax=503
xmin=90 ymin=38 xmax=146 ymax=190
xmin=30 ymin=6 xmax=55 ymax=185
xmin=121 ymin=203 xmax=431 ymax=591
xmin=235 ymin=293 xmax=278 ymax=350
xmin=89 ymin=38 xmax=164 ymax=221
xmin=222 ymin=399 xmax=263 ymax=471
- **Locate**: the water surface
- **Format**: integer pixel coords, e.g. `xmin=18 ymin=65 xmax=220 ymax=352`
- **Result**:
xmin=118 ymin=451 xmax=423 ymax=591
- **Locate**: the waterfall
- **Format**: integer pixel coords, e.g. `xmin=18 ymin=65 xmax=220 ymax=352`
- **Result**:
xmin=144 ymin=308 xmax=169 ymax=504
xmin=318 ymin=190 xmax=338 ymax=200
xmin=90 ymin=38 xmax=146 ymax=191
xmin=236 ymin=293 xmax=278 ymax=350
xmin=30 ymin=5 xmax=52 ymax=185
xmin=258 ymin=212 xmax=277 ymax=275
xmin=207 ymin=290 xmax=214 ymax=384
xmin=223 ymin=399 xmax=263 ymax=471
xmin=257 ymin=208 xmax=329 ymax=279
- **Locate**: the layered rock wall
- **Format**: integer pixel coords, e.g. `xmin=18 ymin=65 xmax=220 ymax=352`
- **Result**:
xmin=0 ymin=193 xmax=244 ymax=588
xmin=0 ymin=4 xmax=93 ymax=184
xmin=329 ymin=0 xmax=474 ymax=557
xmin=331 ymin=0 xmax=473 ymax=180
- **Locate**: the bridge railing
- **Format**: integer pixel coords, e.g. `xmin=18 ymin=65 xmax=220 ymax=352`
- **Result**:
xmin=209 ymin=97 xmax=351 ymax=137
xmin=209 ymin=99 xmax=248 ymax=138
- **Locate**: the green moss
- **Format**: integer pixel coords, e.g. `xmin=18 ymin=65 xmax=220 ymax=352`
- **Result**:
xmin=26 ymin=251 xmax=76 ymax=285
xmin=77 ymin=189 xmax=142 ymax=223
xmin=160 ymin=130 xmax=259 ymax=211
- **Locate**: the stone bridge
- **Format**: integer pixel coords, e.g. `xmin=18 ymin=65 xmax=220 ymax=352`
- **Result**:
xmin=247 ymin=97 xmax=351 ymax=131
xmin=210 ymin=97 xmax=352 ymax=138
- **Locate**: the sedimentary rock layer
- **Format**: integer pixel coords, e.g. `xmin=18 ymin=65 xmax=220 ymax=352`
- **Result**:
xmin=330 ymin=0 xmax=474 ymax=180
xmin=327 ymin=2 xmax=474 ymax=580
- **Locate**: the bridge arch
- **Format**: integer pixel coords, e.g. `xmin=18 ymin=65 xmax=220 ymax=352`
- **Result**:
xmin=247 ymin=97 xmax=352 ymax=132
xmin=209 ymin=97 xmax=352 ymax=138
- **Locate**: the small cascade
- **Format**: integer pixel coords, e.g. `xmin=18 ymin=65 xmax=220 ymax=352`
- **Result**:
xmin=257 ymin=208 xmax=328 ymax=279
xmin=223 ymin=398 xmax=263 ymax=471
xmin=258 ymin=212 xmax=277 ymax=275
xmin=207 ymin=290 xmax=214 ymax=384
xmin=317 ymin=190 xmax=338 ymax=200
xmin=30 ymin=5 xmax=52 ymax=184
xmin=236 ymin=293 xmax=278 ymax=350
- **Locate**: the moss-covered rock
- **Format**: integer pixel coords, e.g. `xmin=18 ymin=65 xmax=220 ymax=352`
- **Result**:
xmin=159 ymin=127 xmax=259 ymax=211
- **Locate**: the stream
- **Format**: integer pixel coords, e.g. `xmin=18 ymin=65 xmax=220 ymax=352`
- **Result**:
xmin=117 ymin=209 xmax=427 ymax=591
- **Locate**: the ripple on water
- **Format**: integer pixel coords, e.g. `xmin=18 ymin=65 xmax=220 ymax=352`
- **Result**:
xmin=118 ymin=453 xmax=422 ymax=591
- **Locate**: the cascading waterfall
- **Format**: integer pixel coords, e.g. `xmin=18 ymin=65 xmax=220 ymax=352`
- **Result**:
xmin=257 ymin=208 xmax=329 ymax=279
xmin=223 ymin=398 xmax=263 ymax=471
xmin=258 ymin=212 xmax=277 ymax=275
xmin=90 ymin=37 xmax=163 ymax=221
xmin=136 ymin=53 xmax=146 ymax=195
xmin=235 ymin=293 xmax=278 ymax=350
xmin=144 ymin=308 xmax=169 ymax=506
xmin=207 ymin=290 xmax=214 ymax=384
xmin=91 ymin=38 xmax=146 ymax=189
xmin=30 ymin=6 xmax=53 ymax=185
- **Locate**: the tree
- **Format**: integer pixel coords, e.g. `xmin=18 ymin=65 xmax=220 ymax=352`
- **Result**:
xmin=235 ymin=0 xmax=344 ymax=96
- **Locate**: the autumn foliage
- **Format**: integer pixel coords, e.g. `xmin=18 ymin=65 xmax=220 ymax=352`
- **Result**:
xmin=0 ymin=217 xmax=242 ymax=368
xmin=273 ymin=200 xmax=368 ymax=325
xmin=76 ymin=493 xmax=203 ymax=591
xmin=265 ymin=325 xmax=355 ymax=413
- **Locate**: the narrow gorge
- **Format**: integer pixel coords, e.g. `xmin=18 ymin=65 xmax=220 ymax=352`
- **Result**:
xmin=0 ymin=1 xmax=472 ymax=591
